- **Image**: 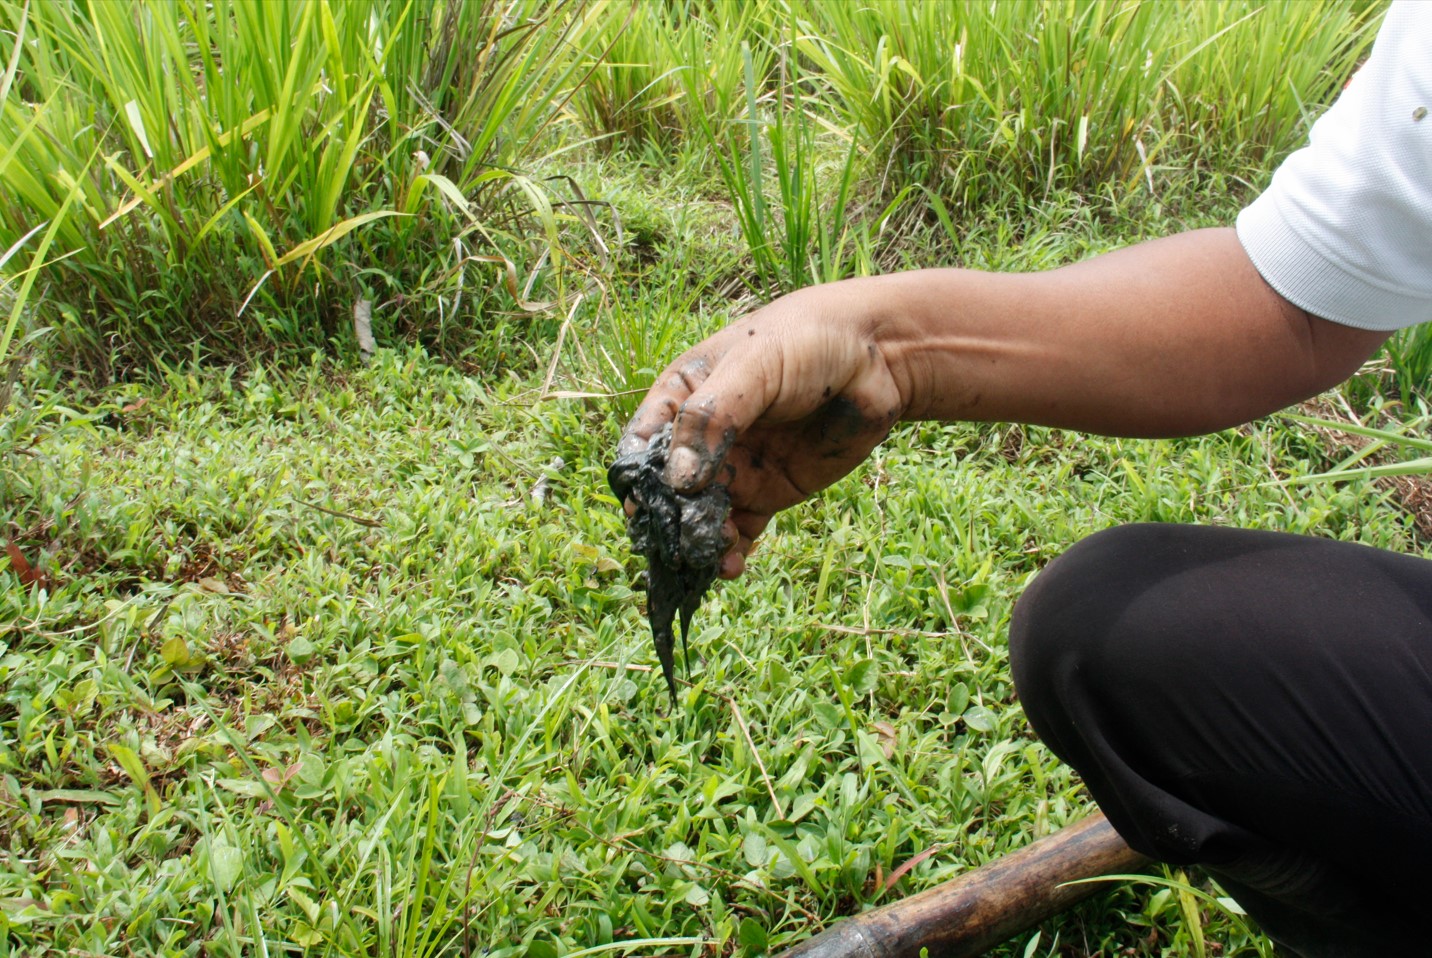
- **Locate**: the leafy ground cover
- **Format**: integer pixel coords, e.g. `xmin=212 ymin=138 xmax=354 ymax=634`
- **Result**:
xmin=4 ymin=183 xmax=1427 ymax=956
xmin=4 ymin=1 xmax=1427 ymax=956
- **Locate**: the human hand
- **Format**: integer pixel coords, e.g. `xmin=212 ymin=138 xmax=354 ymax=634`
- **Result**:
xmin=616 ymin=283 xmax=908 ymax=578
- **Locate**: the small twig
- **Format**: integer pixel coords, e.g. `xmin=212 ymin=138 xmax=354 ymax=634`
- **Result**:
xmin=728 ymin=697 xmax=784 ymax=820
xmin=539 ymin=293 xmax=585 ymax=400
xmin=798 ymin=623 xmax=965 ymax=641
xmin=935 ymin=569 xmax=994 ymax=654
xmin=292 ymin=498 xmax=382 ymax=528
xmin=588 ymin=660 xmax=654 ymax=673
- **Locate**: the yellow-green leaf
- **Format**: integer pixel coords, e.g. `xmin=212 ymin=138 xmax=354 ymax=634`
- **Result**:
xmin=273 ymin=210 xmax=407 ymax=270
xmin=161 ymin=636 xmax=192 ymax=668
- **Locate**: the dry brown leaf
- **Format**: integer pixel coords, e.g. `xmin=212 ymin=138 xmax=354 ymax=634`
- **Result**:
xmin=873 ymin=720 xmax=898 ymax=759
xmin=470 ymin=254 xmax=554 ymax=312
xmin=3 ymin=541 xmax=42 ymax=587
xmin=353 ymin=298 xmax=375 ymax=356
xmin=882 ymin=842 xmax=950 ymax=893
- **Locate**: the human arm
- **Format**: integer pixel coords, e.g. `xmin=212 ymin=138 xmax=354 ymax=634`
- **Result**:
xmin=620 ymin=227 xmax=1389 ymax=576
xmin=876 ymin=226 xmax=1385 ymax=433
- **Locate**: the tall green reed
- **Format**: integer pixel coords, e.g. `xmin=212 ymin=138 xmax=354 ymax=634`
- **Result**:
xmin=681 ymin=21 xmax=883 ymax=297
xmin=572 ymin=2 xmax=690 ymax=156
xmin=1344 ymin=324 xmax=1432 ymax=413
xmin=0 ymin=0 xmax=93 ymax=403
xmin=0 ymin=0 xmax=605 ymax=374
xmin=1281 ymin=410 xmax=1432 ymax=484
xmin=791 ymin=0 xmax=1172 ymax=203
xmin=790 ymin=0 xmax=1377 ymax=206
xmin=1165 ymin=0 xmax=1378 ymax=173
xmin=573 ymin=0 xmax=762 ymax=160
xmin=1380 ymin=327 xmax=1432 ymax=410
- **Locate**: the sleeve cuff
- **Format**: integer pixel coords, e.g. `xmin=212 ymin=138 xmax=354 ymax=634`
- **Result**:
xmin=1236 ymin=191 xmax=1431 ymax=332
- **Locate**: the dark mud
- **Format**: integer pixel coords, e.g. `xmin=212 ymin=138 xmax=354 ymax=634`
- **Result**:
xmin=608 ymin=424 xmax=730 ymax=705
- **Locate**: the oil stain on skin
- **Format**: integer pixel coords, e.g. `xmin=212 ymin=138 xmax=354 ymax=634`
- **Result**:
xmin=608 ymin=424 xmax=731 ymax=706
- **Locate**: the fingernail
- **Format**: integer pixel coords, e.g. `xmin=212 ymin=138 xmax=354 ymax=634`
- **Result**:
xmin=616 ymin=432 xmax=648 ymax=458
xmin=665 ymin=445 xmax=702 ymax=489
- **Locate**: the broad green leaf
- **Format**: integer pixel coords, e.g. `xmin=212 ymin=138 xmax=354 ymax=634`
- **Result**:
xmin=962 ymin=705 xmax=997 ymax=733
xmin=286 ymin=636 xmax=316 ymax=665
xmin=738 ymin=917 xmax=768 ymax=955
xmin=948 ymin=682 xmax=971 ymax=715
xmin=209 ymin=842 xmax=244 ymax=892
xmin=846 ymin=658 xmax=879 ymax=695
xmin=786 ymin=793 xmax=818 ymax=824
xmin=492 ymin=648 xmax=520 ymax=676
xmin=160 ymin=636 xmax=192 ymax=667
xmin=108 ymin=744 xmax=149 ymax=790
xmin=108 ymin=744 xmax=162 ymax=816
xmin=742 ymin=831 xmax=768 ymax=868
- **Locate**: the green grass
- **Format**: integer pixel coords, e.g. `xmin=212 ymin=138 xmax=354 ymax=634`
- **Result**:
xmin=2 ymin=1 xmax=1424 ymax=955
xmin=791 ymin=0 xmax=1376 ymax=192
xmin=3 ymin=200 xmax=1424 ymax=955
xmin=2 ymin=0 xmax=1384 ymax=379
xmin=0 ymin=0 xmax=604 ymax=372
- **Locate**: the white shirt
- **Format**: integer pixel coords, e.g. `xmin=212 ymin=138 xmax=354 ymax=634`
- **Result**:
xmin=1236 ymin=1 xmax=1432 ymax=331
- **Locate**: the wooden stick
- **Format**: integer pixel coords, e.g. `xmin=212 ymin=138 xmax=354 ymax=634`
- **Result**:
xmin=776 ymin=811 xmax=1149 ymax=958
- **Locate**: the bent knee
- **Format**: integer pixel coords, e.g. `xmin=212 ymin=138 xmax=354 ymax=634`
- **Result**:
xmin=1010 ymin=523 xmax=1213 ymax=729
xmin=1012 ymin=524 xmax=1171 ymax=671
xmin=1010 ymin=523 xmax=1221 ymax=777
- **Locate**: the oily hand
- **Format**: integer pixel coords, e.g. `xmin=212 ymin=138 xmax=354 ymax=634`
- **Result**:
xmin=617 ymin=289 xmax=907 ymax=577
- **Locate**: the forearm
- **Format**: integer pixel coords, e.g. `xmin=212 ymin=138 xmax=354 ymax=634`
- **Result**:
xmin=828 ymin=228 xmax=1387 ymax=437
xmin=622 ymin=227 xmax=1392 ymax=532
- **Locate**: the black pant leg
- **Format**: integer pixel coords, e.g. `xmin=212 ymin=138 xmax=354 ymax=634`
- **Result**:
xmin=1009 ymin=524 xmax=1432 ymax=955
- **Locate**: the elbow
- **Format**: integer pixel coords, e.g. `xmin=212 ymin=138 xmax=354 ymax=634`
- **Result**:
xmin=1299 ymin=309 xmax=1392 ymax=398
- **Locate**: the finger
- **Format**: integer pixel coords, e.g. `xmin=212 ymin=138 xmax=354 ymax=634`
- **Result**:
xmin=718 ymin=530 xmax=762 ymax=580
xmin=614 ymin=429 xmax=654 ymax=461
xmin=730 ymin=510 xmax=771 ymax=544
xmin=666 ymin=346 xmax=781 ymax=492
xmin=719 ymin=547 xmax=746 ymax=579
xmin=620 ymin=348 xmax=718 ymax=451
xmin=717 ymin=505 xmax=770 ymax=580
xmin=721 ymin=517 xmax=739 ymax=550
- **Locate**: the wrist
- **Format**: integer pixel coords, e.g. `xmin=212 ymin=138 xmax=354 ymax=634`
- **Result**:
xmin=856 ymin=271 xmax=962 ymax=423
xmin=796 ymin=277 xmax=922 ymax=420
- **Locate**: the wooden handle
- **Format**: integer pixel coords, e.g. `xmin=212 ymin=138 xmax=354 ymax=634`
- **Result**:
xmin=776 ymin=812 xmax=1149 ymax=958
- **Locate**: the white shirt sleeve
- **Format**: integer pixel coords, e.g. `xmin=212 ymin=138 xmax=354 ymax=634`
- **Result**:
xmin=1236 ymin=1 xmax=1432 ymax=331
